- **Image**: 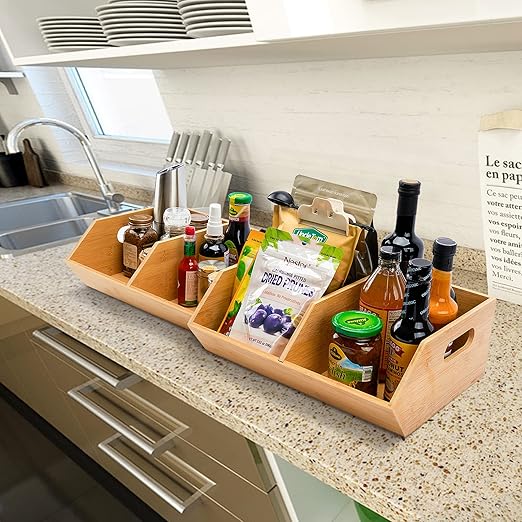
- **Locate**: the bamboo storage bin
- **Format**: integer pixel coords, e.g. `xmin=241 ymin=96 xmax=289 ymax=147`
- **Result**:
xmin=67 ymin=207 xmax=206 ymax=329
xmin=188 ymin=267 xmax=497 ymax=437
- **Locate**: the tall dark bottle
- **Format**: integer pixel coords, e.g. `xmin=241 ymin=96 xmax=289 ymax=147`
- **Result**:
xmin=224 ymin=192 xmax=252 ymax=266
xmin=382 ymin=180 xmax=424 ymax=275
xmin=384 ymin=258 xmax=434 ymax=401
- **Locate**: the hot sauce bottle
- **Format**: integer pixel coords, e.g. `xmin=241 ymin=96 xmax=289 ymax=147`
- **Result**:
xmin=359 ymin=246 xmax=406 ymax=382
xmin=178 ymin=226 xmax=199 ymax=307
xmin=224 ymin=192 xmax=252 ymax=266
xmin=384 ymin=258 xmax=434 ymax=401
xmin=429 ymin=237 xmax=458 ymax=357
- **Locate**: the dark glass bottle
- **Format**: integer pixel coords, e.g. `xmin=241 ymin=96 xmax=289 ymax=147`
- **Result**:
xmin=224 ymin=192 xmax=252 ymax=266
xmin=382 ymin=180 xmax=424 ymax=275
xmin=384 ymin=258 xmax=434 ymax=401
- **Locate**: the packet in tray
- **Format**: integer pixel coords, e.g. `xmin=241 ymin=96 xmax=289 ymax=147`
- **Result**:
xmin=228 ymin=227 xmax=343 ymax=356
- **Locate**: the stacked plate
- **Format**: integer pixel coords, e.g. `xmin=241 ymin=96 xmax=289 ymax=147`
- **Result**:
xmin=96 ymin=1 xmax=190 ymax=46
xmin=178 ymin=0 xmax=252 ymax=38
xmin=38 ymin=17 xmax=111 ymax=52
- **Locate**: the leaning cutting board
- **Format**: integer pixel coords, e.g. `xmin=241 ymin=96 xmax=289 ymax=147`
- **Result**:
xmin=22 ymin=138 xmax=46 ymax=187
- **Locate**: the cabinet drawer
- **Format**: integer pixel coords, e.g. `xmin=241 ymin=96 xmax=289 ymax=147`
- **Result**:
xmin=31 ymin=326 xmax=274 ymax=491
xmin=97 ymin=433 xmax=280 ymax=522
xmin=32 ymin=327 xmax=139 ymax=391
xmin=130 ymin=381 xmax=275 ymax=491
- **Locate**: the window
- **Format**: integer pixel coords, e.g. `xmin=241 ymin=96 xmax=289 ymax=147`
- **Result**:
xmin=68 ymin=68 xmax=172 ymax=142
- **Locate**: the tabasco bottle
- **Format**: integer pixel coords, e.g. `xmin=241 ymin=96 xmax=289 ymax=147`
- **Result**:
xmin=224 ymin=192 xmax=252 ymax=266
xmin=429 ymin=237 xmax=458 ymax=357
xmin=384 ymin=258 xmax=434 ymax=401
xmin=382 ymin=179 xmax=424 ymax=276
xmin=178 ymin=226 xmax=199 ymax=307
xmin=359 ymin=246 xmax=406 ymax=382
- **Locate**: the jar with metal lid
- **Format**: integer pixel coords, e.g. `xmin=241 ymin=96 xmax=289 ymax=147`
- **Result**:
xmin=328 ymin=310 xmax=383 ymax=396
xmin=122 ymin=214 xmax=158 ymax=277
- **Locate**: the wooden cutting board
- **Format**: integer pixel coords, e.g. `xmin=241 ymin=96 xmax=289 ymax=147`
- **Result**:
xmin=22 ymin=138 xmax=46 ymax=187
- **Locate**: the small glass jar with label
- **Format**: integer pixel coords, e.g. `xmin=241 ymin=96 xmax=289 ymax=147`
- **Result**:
xmin=122 ymin=214 xmax=158 ymax=277
xmin=328 ymin=310 xmax=383 ymax=396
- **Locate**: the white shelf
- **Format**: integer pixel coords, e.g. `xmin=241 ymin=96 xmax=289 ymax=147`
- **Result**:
xmin=0 ymin=71 xmax=24 ymax=78
xmin=11 ymin=20 xmax=522 ymax=70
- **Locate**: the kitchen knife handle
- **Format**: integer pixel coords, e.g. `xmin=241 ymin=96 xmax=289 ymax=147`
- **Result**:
xmin=216 ymin=139 xmax=231 ymax=169
xmin=166 ymin=131 xmax=180 ymax=163
xmin=174 ymin=133 xmax=189 ymax=164
xmin=207 ymin=138 xmax=222 ymax=170
xmin=184 ymin=133 xmax=200 ymax=165
xmin=195 ymin=130 xmax=212 ymax=166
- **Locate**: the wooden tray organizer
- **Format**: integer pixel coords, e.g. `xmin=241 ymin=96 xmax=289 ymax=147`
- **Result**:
xmin=188 ymin=267 xmax=497 ymax=437
xmin=67 ymin=207 xmax=206 ymax=329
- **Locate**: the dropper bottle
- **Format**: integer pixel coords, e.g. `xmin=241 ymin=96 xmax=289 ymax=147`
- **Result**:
xmin=199 ymin=203 xmax=229 ymax=265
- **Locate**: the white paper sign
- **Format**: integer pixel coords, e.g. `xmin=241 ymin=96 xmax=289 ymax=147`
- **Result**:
xmin=478 ymin=110 xmax=522 ymax=305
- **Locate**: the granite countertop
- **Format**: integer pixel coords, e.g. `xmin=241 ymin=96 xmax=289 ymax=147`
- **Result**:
xmin=0 ymin=185 xmax=520 ymax=522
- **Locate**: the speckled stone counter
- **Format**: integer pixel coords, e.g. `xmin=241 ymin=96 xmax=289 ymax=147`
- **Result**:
xmin=0 ymin=185 xmax=520 ymax=522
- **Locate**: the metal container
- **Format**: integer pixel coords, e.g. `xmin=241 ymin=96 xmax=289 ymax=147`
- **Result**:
xmin=152 ymin=163 xmax=188 ymax=235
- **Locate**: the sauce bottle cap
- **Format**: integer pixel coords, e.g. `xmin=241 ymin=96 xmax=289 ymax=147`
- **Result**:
xmin=228 ymin=192 xmax=253 ymax=205
xmin=185 ymin=225 xmax=196 ymax=236
xmin=380 ymin=245 xmax=401 ymax=261
xmin=398 ymin=179 xmax=421 ymax=196
xmin=433 ymin=237 xmax=457 ymax=257
xmin=406 ymin=258 xmax=432 ymax=281
xmin=331 ymin=310 xmax=383 ymax=339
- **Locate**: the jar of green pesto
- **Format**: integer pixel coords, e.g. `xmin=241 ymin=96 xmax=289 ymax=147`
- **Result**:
xmin=328 ymin=310 xmax=383 ymax=396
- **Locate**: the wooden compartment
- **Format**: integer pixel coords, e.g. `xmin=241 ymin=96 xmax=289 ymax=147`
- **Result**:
xmin=67 ymin=207 xmax=200 ymax=328
xmin=188 ymin=268 xmax=497 ymax=437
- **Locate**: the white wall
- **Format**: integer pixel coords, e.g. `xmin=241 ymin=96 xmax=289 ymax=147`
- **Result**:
xmin=2 ymin=50 xmax=522 ymax=249
xmin=155 ymin=51 xmax=522 ymax=249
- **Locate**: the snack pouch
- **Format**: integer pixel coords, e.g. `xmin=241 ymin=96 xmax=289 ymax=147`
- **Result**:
xmin=228 ymin=227 xmax=343 ymax=356
xmin=273 ymin=203 xmax=360 ymax=293
xmin=233 ymin=229 xmax=264 ymax=294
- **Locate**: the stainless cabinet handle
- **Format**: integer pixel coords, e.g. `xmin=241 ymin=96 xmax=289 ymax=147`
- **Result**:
xmin=32 ymin=328 xmax=141 ymax=389
xmin=99 ymin=433 xmax=215 ymax=514
xmin=68 ymin=378 xmax=188 ymax=457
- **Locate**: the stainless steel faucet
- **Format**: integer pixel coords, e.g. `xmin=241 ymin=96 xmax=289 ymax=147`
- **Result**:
xmin=6 ymin=118 xmax=125 ymax=213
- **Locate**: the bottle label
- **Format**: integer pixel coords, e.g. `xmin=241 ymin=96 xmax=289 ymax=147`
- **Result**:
xmin=384 ymin=338 xmax=418 ymax=401
xmin=328 ymin=343 xmax=373 ymax=386
xmin=123 ymin=242 xmax=138 ymax=270
xmin=229 ymin=203 xmax=250 ymax=222
xmin=360 ymin=302 xmax=402 ymax=377
xmin=199 ymin=252 xmax=229 ymax=265
xmin=224 ymin=240 xmax=239 ymax=265
xmin=184 ymin=271 xmax=198 ymax=304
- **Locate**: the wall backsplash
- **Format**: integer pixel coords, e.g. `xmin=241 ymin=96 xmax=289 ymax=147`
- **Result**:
xmin=1 ymin=50 xmax=522 ymax=249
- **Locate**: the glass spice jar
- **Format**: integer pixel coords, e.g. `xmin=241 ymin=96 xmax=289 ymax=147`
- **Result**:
xmin=122 ymin=214 xmax=158 ymax=277
xmin=328 ymin=310 xmax=383 ymax=396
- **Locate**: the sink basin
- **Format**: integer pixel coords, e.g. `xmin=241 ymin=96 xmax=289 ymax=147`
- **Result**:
xmin=0 ymin=192 xmax=107 ymax=233
xmin=0 ymin=217 xmax=94 ymax=255
xmin=0 ymin=191 xmax=142 ymax=258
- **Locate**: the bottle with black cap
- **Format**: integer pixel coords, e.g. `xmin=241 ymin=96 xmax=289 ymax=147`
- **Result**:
xmin=429 ymin=237 xmax=458 ymax=357
xmin=359 ymin=245 xmax=406 ymax=382
xmin=382 ymin=179 xmax=424 ymax=276
xmin=384 ymin=258 xmax=434 ymax=401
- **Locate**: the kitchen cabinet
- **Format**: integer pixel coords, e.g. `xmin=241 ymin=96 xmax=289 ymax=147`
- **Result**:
xmin=0 ymin=297 xmax=288 ymax=522
xmin=2 ymin=0 xmax=522 ymax=69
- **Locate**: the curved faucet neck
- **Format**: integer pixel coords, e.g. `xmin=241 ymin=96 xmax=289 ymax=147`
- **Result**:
xmin=6 ymin=118 xmax=124 ymax=213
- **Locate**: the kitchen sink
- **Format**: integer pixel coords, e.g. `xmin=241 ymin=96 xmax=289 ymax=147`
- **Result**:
xmin=0 ymin=217 xmax=94 ymax=253
xmin=0 ymin=192 xmax=142 ymax=258
xmin=0 ymin=192 xmax=107 ymax=233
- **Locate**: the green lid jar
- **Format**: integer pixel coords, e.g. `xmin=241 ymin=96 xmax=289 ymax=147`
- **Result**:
xmin=328 ymin=311 xmax=383 ymax=396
